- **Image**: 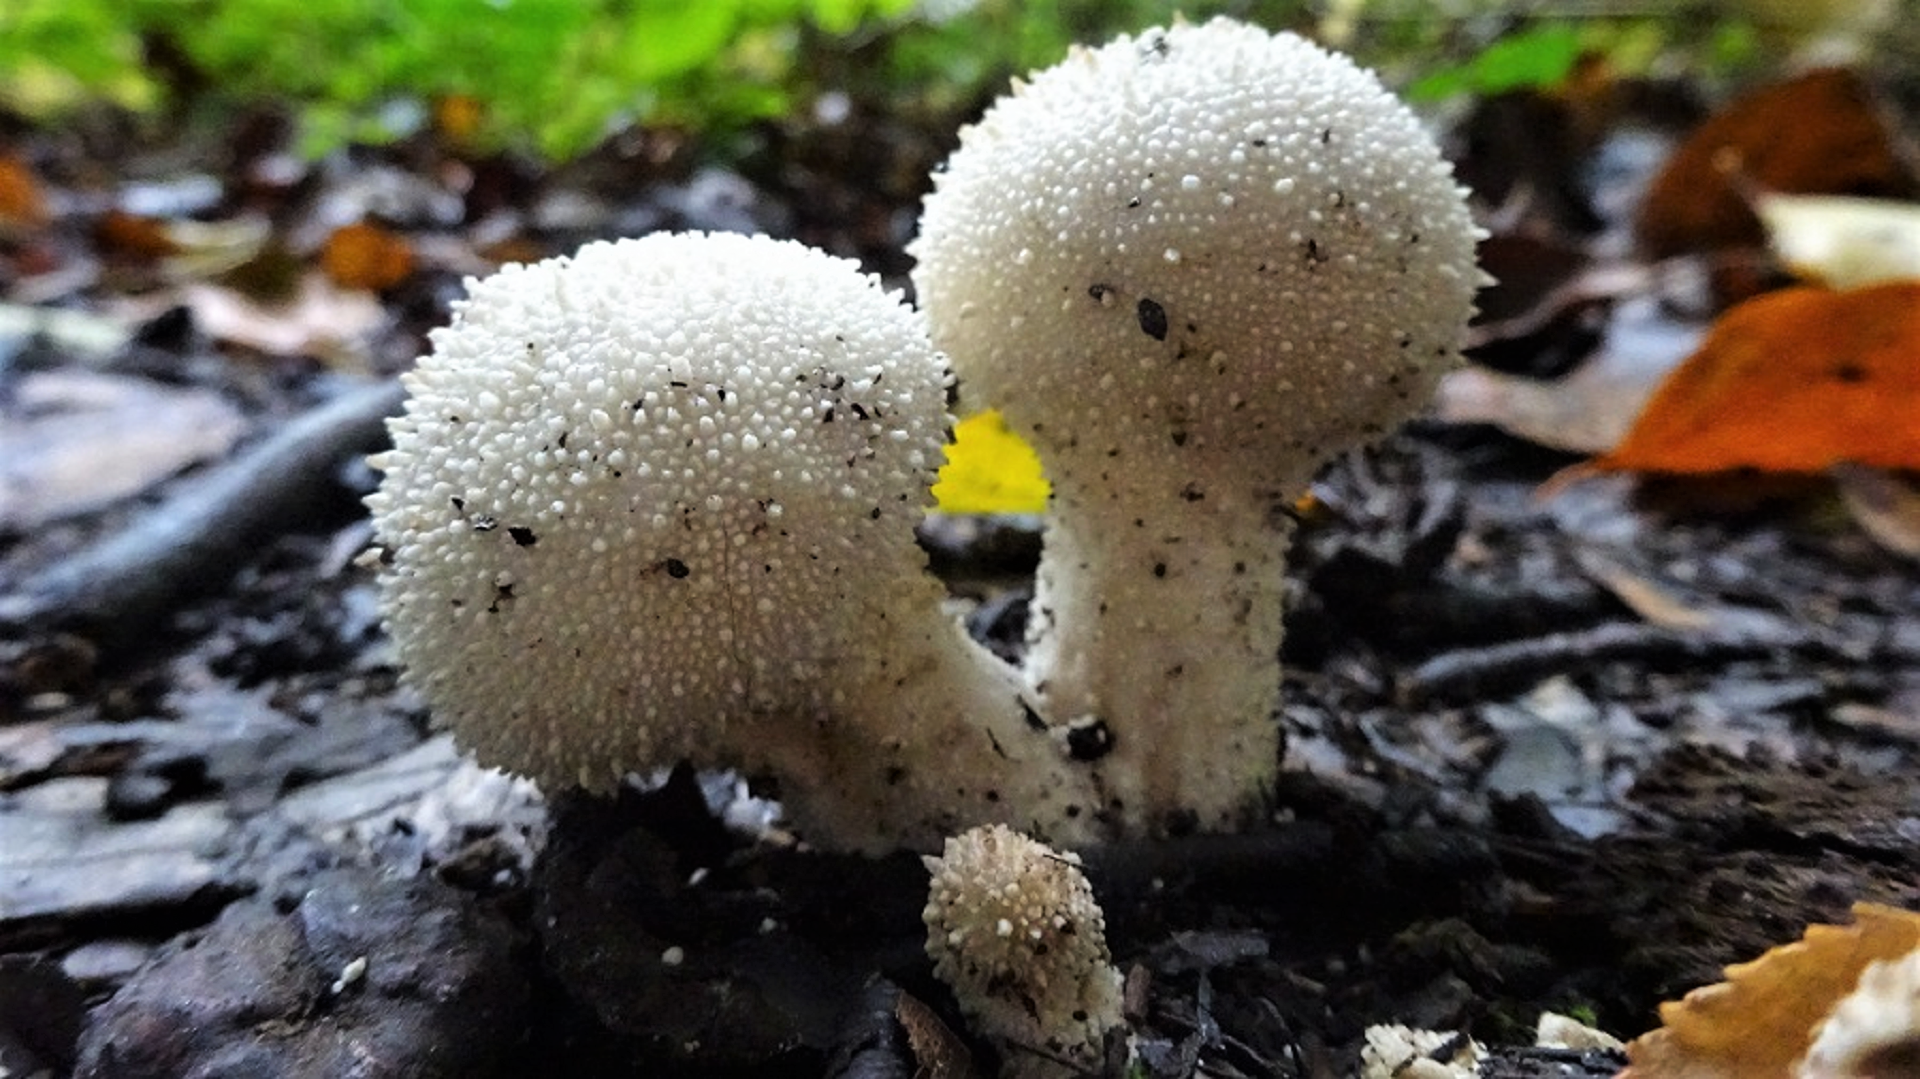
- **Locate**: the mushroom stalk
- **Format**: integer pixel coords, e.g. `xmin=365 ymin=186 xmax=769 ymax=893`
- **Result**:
xmin=760 ymin=599 xmax=1099 ymax=850
xmin=1029 ymin=479 xmax=1296 ymax=834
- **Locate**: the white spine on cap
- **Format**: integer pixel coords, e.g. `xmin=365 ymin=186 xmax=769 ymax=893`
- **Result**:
xmin=923 ymin=824 xmax=1124 ymax=1077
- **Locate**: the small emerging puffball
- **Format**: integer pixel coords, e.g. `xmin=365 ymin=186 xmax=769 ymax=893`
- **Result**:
xmin=1797 ymin=947 xmax=1920 ymax=1079
xmin=366 ymin=233 xmax=951 ymax=791
xmin=912 ymin=16 xmax=1483 ymax=495
xmin=923 ymin=825 xmax=1123 ymax=1073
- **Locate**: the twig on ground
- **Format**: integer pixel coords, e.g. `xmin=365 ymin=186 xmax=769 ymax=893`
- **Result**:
xmin=0 ymin=379 xmax=404 ymax=664
xmin=1396 ymin=616 xmax=1859 ymax=707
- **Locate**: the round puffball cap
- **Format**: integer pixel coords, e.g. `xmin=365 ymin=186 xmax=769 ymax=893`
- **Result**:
xmin=367 ymin=233 xmax=950 ymax=791
xmin=923 ymin=824 xmax=1123 ymax=1054
xmin=912 ymin=17 xmax=1483 ymax=494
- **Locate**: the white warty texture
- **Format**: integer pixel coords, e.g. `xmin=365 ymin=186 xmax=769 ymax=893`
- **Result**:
xmin=923 ymin=824 xmax=1123 ymax=1075
xmin=369 ymin=233 xmax=949 ymax=794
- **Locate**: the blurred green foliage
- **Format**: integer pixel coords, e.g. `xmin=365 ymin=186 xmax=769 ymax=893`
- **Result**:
xmin=1407 ymin=22 xmax=1586 ymax=101
xmin=0 ymin=0 xmax=919 ymax=157
xmin=0 ymin=0 xmax=1334 ymax=159
xmin=0 ymin=0 xmax=1864 ymax=161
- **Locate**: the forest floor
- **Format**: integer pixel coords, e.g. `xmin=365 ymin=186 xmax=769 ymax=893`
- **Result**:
xmin=1 ymin=71 xmax=1917 ymax=1079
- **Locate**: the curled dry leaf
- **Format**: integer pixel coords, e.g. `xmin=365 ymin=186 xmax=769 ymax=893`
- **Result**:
xmin=173 ymin=271 xmax=385 ymax=364
xmin=1590 ymin=283 xmax=1920 ymax=476
xmin=1620 ymin=902 xmax=1920 ymax=1079
xmin=1635 ymin=68 xmax=1916 ymax=259
xmin=1438 ymin=296 xmax=1705 ymax=455
xmin=896 ymin=990 xmax=979 ymax=1079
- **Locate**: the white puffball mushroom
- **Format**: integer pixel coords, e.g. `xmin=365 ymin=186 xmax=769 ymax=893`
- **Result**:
xmin=367 ymin=232 xmax=1097 ymax=852
xmin=911 ymin=18 xmax=1484 ymax=835
xmin=923 ymin=824 xmax=1124 ymax=1078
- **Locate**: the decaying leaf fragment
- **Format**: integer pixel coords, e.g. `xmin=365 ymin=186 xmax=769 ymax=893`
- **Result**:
xmin=1758 ymin=193 xmax=1920 ymax=289
xmin=1635 ymin=68 xmax=1916 ymax=259
xmin=1621 ymin=902 xmax=1920 ymax=1079
xmin=1591 ymin=283 xmax=1920 ymax=476
xmin=1832 ymin=463 xmax=1920 ymax=560
xmin=1360 ymin=1024 xmax=1483 ymax=1079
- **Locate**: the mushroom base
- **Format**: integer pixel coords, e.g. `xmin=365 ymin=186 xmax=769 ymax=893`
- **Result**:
xmin=754 ymin=613 xmax=1105 ymax=853
xmin=1022 ymin=481 xmax=1293 ymax=837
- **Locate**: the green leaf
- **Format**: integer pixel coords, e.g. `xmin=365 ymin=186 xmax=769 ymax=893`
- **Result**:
xmin=1408 ymin=22 xmax=1584 ymax=102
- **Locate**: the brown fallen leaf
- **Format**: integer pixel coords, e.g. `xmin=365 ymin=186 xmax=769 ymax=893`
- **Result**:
xmin=1620 ymin=902 xmax=1920 ymax=1079
xmin=0 ymin=154 xmax=48 ymax=233
xmin=94 ymin=208 xmax=181 ymax=262
xmin=1635 ymin=68 xmax=1917 ymax=260
xmin=1589 ymin=283 xmax=1920 ymax=475
xmin=320 ymin=221 xmax=416 ymax=291
xmin=433 ymin=93 xmax=487 ymax=148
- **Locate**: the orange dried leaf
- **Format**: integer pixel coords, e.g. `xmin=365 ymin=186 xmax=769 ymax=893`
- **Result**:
xmin=1635 ymin=69 xmax=1916 ymax=259
xmin=1621 ymin=902 xmax=1920 ymax=1079
xmin=96 ymin=209 xmax=181 ymax=261
xmin=321 ymin=221 xmax=416 ymax=291
xmin=1591 ymin=283 xmax=1920 ymax=475
xmin=433 ymin=94 xmax=486 ymax=147
xmin=0 ymin=155 xmax=48 ymax=231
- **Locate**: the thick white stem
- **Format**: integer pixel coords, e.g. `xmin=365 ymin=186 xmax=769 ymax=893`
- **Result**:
xmin=755 ymin=593 xmax=1104 ymax=853
xmin=1024 ymin=479 xmax=1294 ymax=836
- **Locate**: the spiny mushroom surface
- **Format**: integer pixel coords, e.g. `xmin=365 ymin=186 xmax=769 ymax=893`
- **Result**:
xmin=911 ymin=17 xmax=1483 ymax=834
xmin=367 ymin=232 xmax=1096 ymax=852
xmin=923 ymin=824 xmax=1124 ymax=1078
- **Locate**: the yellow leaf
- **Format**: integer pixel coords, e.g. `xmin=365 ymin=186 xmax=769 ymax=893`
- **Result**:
xmin=931 ymin=411 xmax=1050 ymax=515
xmin=1758 ymin=192 xmax=1920 ymax=288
